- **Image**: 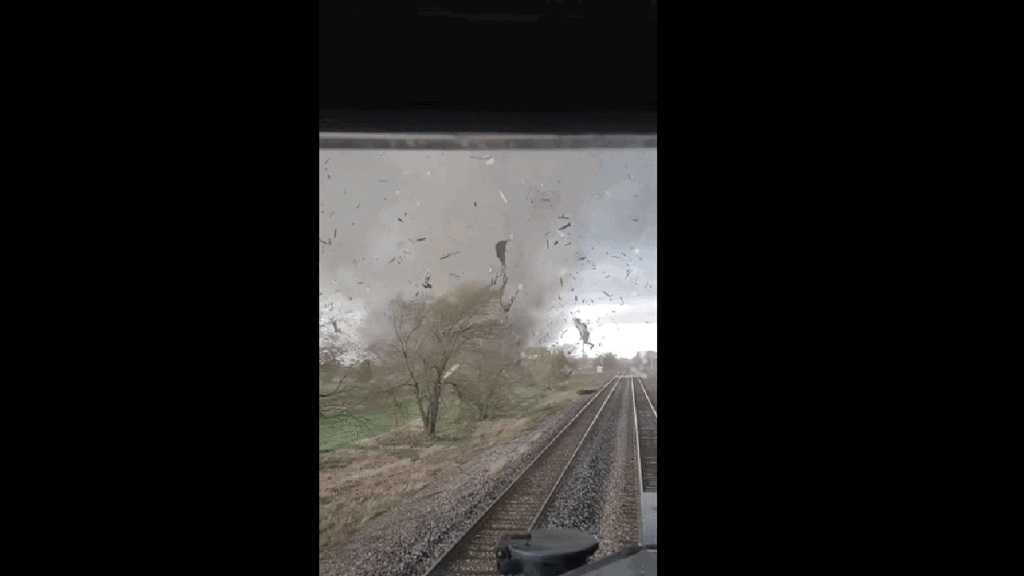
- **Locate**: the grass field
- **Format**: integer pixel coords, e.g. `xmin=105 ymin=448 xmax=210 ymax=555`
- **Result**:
xmin=319 ymin=370 xmax=611 ymax=548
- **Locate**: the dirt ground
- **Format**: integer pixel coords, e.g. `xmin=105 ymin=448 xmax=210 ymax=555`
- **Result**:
xmin=319 ymin=381 xmax=600 ymax=550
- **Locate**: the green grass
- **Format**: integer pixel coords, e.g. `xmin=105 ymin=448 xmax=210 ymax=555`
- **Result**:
xmin=319 ymin=410 xmax=400 ymax=451
xmin=319 ymin=371 xmax=610 ymax=454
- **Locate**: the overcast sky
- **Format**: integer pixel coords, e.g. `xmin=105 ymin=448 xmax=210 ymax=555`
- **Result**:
xmin=319 ymin=147 xmax=656 ymax=359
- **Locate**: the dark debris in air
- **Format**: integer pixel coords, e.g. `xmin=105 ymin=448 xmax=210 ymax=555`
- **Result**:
xmin=558 ymin=222 xmax=571 ymax=231
xmin=422 ymin=273 xmax=432 ymax=289
xmin=439 ymin=251 xmax=460 ymax=260
xmin=495 ymin=241 xmax=507 ymax=267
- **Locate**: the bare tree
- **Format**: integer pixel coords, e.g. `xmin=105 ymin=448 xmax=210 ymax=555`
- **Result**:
xmin=318 ymin=359 xmax=371 ymax=430
xmin=448 ymin=347 xmax=517 ymax=422
xmin=387 ymin=283 xmax=502 ymax=436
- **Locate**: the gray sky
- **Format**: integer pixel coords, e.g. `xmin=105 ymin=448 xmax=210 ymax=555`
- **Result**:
xmin=319 ymin=147 xmax=656 ymax=359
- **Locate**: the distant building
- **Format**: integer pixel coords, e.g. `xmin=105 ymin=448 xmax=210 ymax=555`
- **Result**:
xmin=574 ymin=356 xmax=601 ymax=373
xmin=639 ymin=351 xmax=657 ymax=372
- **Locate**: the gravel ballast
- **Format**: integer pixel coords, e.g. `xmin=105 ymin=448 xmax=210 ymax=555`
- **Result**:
xmin=535 ymin=378 xmax=641 ymax=562
xmin=318 ymin=387 xmax=608 ymax=576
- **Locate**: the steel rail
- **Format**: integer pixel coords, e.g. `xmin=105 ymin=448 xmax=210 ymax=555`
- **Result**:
xmin=529 ymin=375 xmax=624 ymax=529
xmin=422 ymin=373 xmax=622 ymax=576
xmin=631 ymin=377 xmax=644 ymax=541
xmin=636 ymin=376 xmax=657 ymax=418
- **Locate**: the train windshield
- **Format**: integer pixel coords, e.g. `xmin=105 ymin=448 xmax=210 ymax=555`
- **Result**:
xmin=319 ymin=133 xmax=657 ymax=367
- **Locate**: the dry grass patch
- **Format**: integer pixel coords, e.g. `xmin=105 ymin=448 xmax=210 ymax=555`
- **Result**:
xmin=319 ymin=374 xmax=610 ymax=550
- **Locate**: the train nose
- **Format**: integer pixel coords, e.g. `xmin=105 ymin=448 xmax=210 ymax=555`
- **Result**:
xmin=496 ymin=529 xmax=599 ymax=576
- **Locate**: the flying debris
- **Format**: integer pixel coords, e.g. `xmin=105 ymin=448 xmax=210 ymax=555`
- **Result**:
xmin=573 ymin=318 xmax=595 ymax=350
xmin=558 ymin=214 xmax=570 ymax=220
xmin=499 ymin=190 xmax=507 ymax=203
xmin=422 ymin=273 xmax=432 ymax=289
xmin=603 ymin=291 xmax=612 ymax=297
xmin=620 ymin=297 xmax=624 ymax=304
xmin=439 ymin=251 xmax=460 ymax=260
xmin=398 ymin=218 xmax=403 ymax=222
xmin=474 ymin=202 xmax=477 ymax=207
xmin=332 ymin=321 xmax=339 ymax=333
xmin=558 ymin=222 xmax=571 ymax=231
xmin=416 ymin=237 xmax=426 ymax=242
xmin=495 ymin=241 xmax=507 ymax=267
xmin=334 ymin=229 xmax=337 ymax=238
xmin=318 ymin=239 xmax=328 ymax=244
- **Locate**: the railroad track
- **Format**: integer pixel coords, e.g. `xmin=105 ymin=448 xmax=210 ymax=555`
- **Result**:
xmin=424 ymin=374 xmax=628 ymax=576
xmin=633 ymin=377 xmax=658 ymax=493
